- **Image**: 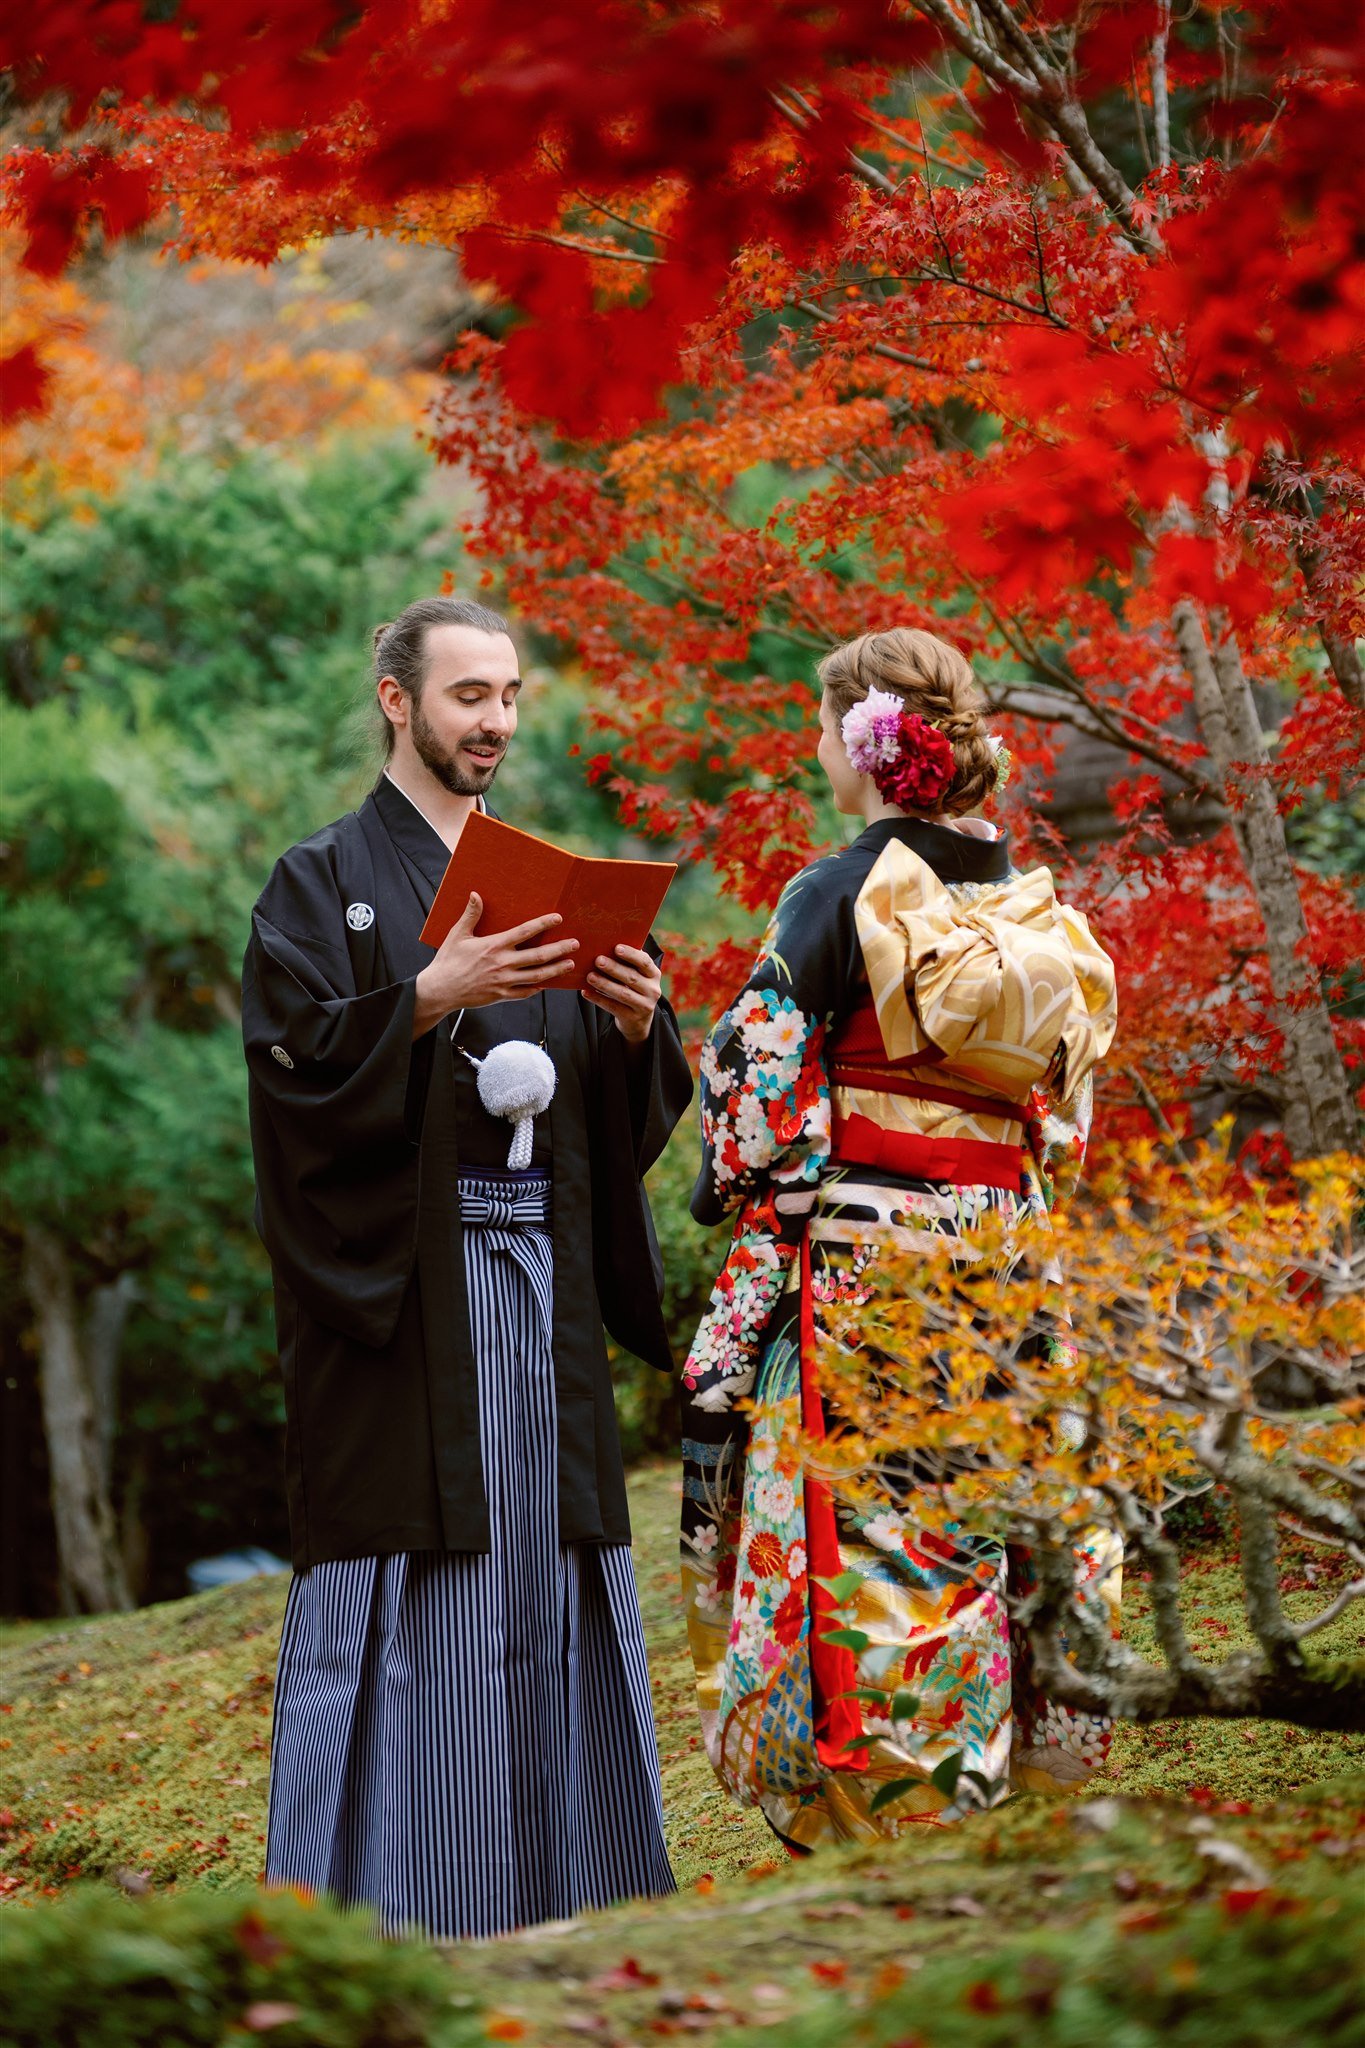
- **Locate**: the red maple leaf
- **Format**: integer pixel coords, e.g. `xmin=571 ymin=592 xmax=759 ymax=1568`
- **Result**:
xmin=0 ymin=344 xmax=52 ymax=421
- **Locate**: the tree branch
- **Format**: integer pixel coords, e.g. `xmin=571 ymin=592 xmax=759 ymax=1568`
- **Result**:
xmin=907 ymin=0 xmax=1161 ymax=255
xmin=1228 ymin=1442 xmax=1302 ymax=1670
xmin=770 ymin=88 xmax=900 ymax=199
xmin=793 ymin=297 xmax=940 ymax=373
xmin=1293 ymin=1575 xmax=1365 ymax=1643
xmin=1114 ymin=1489 xmax=1204 ymax=1679
xmin=1152 ymin=0 xmax=1173 ymax=176
xmin=909 ymin=0 xmax=1040 ymax=98
xmin=981 ymin=678 xmax=1209 ymax=790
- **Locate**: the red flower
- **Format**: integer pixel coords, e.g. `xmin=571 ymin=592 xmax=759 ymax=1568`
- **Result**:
xmin=773 ymin=1588 xmax=806 ymax=1645
xmin=903 ymin=1632 xmax=948 ymax=1680
xmin=748 ymin=1532 xmax=786 ymax=1578
xmin=940 ymin=1698 xmax=965 ymax=1729
xmin=875 ymin=713 xmax=957 ymax=811
xmin=715 ymin=1557 xmax=737 ymax=1592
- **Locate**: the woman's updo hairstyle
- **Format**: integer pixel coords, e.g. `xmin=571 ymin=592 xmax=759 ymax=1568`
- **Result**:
xmin=818 ymin=627 xmax=997 ymax=817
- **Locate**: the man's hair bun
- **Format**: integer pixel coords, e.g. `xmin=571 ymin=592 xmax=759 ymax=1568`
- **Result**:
xmin=372 ymin=621 xmax=395 ymax=657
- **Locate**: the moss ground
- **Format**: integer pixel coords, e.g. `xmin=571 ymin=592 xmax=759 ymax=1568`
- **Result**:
xmin=2 ymin=1464 xmax=1362 ymax=2042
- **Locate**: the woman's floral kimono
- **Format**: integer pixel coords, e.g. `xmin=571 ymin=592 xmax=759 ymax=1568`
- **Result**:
xmin=681 ymin=815 xmax=1122 ymax=1852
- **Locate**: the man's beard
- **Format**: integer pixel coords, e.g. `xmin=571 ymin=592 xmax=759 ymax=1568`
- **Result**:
xmin=409 ymin=695 xmax=505 ymax=796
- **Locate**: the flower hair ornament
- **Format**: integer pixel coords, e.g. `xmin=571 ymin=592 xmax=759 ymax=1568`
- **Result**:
xmin=840 ymin=684 xmax=1010 ymax=807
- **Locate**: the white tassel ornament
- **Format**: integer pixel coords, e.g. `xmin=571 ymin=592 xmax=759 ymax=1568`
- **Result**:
xmin=472 ymin=1039 xmax=557 ymax=1169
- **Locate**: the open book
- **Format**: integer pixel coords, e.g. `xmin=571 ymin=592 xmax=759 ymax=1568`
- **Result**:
xmin=419 ymin=811 xmax=678 ymax=993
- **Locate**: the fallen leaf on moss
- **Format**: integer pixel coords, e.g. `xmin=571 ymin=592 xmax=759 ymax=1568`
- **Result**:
xmin=589 ymin=1956 xmax=661 ymax=1991
xmin=485 ymin=2017 xmax=528 ymax=2041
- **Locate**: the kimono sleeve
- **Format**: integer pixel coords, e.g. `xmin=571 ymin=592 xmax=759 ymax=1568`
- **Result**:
xmin=583 ymin=935 xmax=694 ymax=1374
xmin=242 ymin=880 xmax=428 ymax=1348
xmin=690 ymin=857 xmax=850 ymax=1228
xmin=1024 ymin=1069 xmax=1094 ymax=1215
xmin=592 ymin=934 xmax=694 ymax=1178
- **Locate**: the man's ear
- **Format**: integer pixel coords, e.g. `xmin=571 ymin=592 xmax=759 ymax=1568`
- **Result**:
xmin=376 ymin=675 xmax=407 ymax=729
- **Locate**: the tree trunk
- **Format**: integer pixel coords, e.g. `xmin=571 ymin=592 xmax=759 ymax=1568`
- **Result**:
xmin=1295 ymin=541 xmax=1365 ymax=712
xmin=1171 ymin=600 xmax=1360 ymax=1159
xmin=20 ymin=1226 xmax=133 ymax=1614
xmin=86 ymin=1274 xmax=135 ymax=1507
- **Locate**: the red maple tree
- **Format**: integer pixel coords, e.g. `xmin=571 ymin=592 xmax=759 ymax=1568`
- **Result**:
xmin=3 ymin=0 xmax=1361 ymax=1157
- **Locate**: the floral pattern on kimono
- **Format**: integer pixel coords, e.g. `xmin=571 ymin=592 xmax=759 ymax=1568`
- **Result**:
xmin=683 ymin=869 xmax=836 ymax=1416
xmin=681 ymin=818 xmax=1122 ymax=1850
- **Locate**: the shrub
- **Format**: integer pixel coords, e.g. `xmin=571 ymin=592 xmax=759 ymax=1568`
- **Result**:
xmin=780 ymin=1880 xmax=1365 ymax=2048
xmin=0 ymin=1883 xmax=484 ymax=2048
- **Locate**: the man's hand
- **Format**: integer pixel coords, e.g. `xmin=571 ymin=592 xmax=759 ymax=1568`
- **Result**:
xmin=413 ymin=893 xmax=578 ymax=1037
xmin=584 ymin=944 xmax=662 ymax=1046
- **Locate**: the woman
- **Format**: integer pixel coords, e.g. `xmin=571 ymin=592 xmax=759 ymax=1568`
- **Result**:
xmin=681 ymin=627 xmax=1120 ymax=1852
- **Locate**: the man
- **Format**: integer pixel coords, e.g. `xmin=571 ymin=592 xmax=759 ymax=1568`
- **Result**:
xmin=243 ymin=595 xmax=692 ymax=1939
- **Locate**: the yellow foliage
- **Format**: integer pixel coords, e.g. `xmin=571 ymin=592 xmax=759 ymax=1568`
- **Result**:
xmin=811 ymin=1147 xmax=1365 ymax=1543
xmin=2 ymin=236 xmax=436 ymax=520
xmin=152 ymin=336 xmax=432 ymax=454
xmin=1 ymin=249 xmax=148 ymax=520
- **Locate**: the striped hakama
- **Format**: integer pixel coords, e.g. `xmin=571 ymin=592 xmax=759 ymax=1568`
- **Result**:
xmin=265 ymin=1169 xmax=675 ymax=1939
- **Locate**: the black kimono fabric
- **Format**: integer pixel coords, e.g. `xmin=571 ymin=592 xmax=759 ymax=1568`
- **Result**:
xmin=242 ymin=774 xmax=694 ymax=1570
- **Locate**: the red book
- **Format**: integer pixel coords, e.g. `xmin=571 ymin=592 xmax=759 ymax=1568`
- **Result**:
xmin=418 ymin=811 xmax=678 ymax=992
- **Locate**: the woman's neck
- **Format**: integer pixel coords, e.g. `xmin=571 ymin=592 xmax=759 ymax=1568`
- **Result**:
xmin=859 ymin=796 xmax=993 ymax=838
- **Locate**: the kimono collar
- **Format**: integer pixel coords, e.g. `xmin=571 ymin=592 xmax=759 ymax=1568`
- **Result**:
xmin=371 ymin=772 xmax=494 ymax=896
xmin=854 ymin=815 xmax=1011 ymax=885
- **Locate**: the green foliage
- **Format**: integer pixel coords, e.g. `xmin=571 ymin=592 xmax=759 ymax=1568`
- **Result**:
xmin=1288 ymin=785 xmax=1365 ymax=881
xmin=776 ymin=1883 xmax=1365 ymax=2048
xmin=2 ymin=440 xmax=443 ymax=753
xmin=0 ymin=1885 xmax=484 ymax=2048
xmin=0 ymin=441 xmax=459 ymax=1603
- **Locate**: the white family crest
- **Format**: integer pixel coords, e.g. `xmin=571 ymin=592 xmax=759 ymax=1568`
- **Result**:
xmin=346 ymin=901 xmax=376 ymax=932
xmin=270 ymin=1045 xmax=295 ymax=1069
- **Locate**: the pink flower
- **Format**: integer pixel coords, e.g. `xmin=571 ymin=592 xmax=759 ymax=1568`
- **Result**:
xmin=840 ymin=685 xmax=905 ymax=776
xmin=987 ymin=1653 xmax=1010 ymax=1687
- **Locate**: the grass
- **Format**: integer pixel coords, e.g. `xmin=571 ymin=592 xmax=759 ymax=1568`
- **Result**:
xmin=2 ymin=1464 xmax=1362 ymax=2043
